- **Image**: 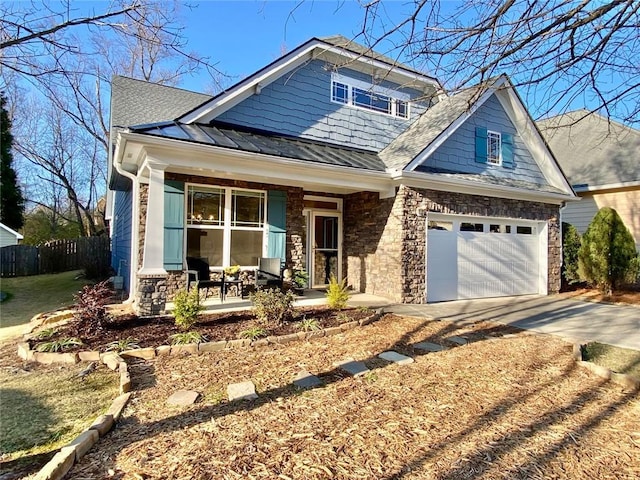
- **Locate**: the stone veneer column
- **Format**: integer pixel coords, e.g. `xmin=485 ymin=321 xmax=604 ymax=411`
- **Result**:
xmin=136 ymin=163 xmax=168 ymax=315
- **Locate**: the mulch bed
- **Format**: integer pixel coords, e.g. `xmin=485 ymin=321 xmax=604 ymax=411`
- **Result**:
xmin=67 ymin=314 xmax=640 ymax=479
xmin=29 ymin=307 xmax=372 ymax=352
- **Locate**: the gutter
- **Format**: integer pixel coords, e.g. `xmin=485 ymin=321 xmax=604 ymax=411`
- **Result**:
xmin=111 ymin=133 xmax=138 ymax=305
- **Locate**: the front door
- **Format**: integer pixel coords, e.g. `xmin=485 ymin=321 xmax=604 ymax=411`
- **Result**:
xmin=309 ymin=212 xmax=341 ymax=287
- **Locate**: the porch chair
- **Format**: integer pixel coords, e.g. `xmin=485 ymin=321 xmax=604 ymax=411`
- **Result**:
xmin=254 ymin=257 xmax=284 ymax=290
xmin=185 ymin=256 xmax=226 ymax=301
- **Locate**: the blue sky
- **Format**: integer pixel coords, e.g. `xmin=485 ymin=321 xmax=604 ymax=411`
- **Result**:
xmin=177 ymin=1 xmax=438 ymax=92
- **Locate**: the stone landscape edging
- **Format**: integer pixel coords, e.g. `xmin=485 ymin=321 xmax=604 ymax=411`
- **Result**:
xmin=572 ymin=343 xmax=639 ymax=391
xmin=23 ymin=308 xmax=382 ymax=479
xmin=19 ymin=308 xmax=383 ymax=367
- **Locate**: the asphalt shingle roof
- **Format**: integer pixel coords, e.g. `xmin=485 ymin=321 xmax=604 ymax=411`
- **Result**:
xmin=111 ymin=76 xmax=212 ymax=129
xmin=538 ymin=110 xmax=640 ymax=188
xmin=131 ymin=121 xmax=386 ymax=172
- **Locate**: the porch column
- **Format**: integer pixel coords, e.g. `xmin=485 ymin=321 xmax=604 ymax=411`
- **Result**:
xmin=139 ymin=162 xmax=167 ymax=276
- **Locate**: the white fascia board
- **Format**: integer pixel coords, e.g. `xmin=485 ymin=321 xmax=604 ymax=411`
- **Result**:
xmin=181 ymin=40 xmax=440 ymax=125
xmin=494 ymin=88 xmax=574 ymax=195
xmin=120 ymin=132 xmax=392 ymax=195
xmin=317 ymin=47 xmax=440 ymax=91
xmin=396 ymin=171 xmax=576 ymax=205
xmin=573 ymin=180 xmax=640 ymax=192
xmin=404 ymin=78 xmax=507 ymax=172
xmin=180 ymin=41 xmax=320 ymax=124
xmin=0 ymin=223 xmax=23 ymax=239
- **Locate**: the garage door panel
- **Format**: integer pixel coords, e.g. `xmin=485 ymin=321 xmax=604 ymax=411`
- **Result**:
xmin=427 ymin=217 xmax=542 ymax=302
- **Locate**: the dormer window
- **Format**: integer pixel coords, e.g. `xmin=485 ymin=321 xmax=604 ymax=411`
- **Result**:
xmin=331 ymin=73 xmax=410 ymax=119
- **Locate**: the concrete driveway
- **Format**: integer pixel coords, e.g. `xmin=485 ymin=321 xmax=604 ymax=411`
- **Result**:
xmin=386 ymin=295 xmax=640 ymax=351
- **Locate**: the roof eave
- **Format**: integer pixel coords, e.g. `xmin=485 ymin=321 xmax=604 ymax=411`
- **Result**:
xmin=179 ymin=38 xmax=440 ymax=125
xmin=395 ymin=171 xmax=578 ymax=205
xmin=115 ymin=131 xmax=394 ymax=196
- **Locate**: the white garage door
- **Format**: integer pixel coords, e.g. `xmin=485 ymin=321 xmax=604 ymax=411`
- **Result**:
xmin=426 ymin=215 xmax=546 ymax=302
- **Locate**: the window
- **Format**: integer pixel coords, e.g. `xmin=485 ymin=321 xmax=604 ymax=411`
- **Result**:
xmin=487 ymin=131 xmax=501 ymax=165
xmin=353 ymin=87 xmax=391 ymax=114
xmin=332 ymin=82 xmax=348 ymax=104
xmin=330 ymin=74 xmax=410 ymax=119
xmin=187 ymin=185 xmax=265 ymax=267
xmin=516 ymin=226 xmax=533 ymax=235
xmin=460 ymin=222 xmax=484 ymax=232
xmin=428 ymin=221 xmax=453 ymax=231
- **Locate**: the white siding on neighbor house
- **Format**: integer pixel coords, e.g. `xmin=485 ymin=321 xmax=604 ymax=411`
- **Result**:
xmin=563 ymin=189 xmax=640 ymax=250
xmin=0 ymin=228 xmax=20 ymax=247
xmin=216 ymin=60 xmax=430 ymax=151
xmin=423 ymin=95 xmax=547 ymax=185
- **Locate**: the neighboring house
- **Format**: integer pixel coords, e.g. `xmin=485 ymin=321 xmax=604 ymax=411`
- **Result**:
xmin=538 ymin=110 xmax=640 ymax=250
xmin=0 ymin=222 xmax=23 ymax=247
xmin=107 ymin=35 xmax=576 ymax=315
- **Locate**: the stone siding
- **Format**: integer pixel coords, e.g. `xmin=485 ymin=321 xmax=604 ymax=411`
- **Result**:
xmin=343 ymin=190 xmax=404 ymax=302
xmin=344 ymin=185 xmax=561 ymax=304
xmin=133 ymin=174 xmax=306 ymax=309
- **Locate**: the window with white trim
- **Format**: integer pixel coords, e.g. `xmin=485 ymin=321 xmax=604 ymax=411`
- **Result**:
xmin=330 ymin=74 xmax=410 ymax=119
xmin=186 ymin=185 xmax=266 ymax=268
xmin=487 ymin=131 xmax=502 ymax=165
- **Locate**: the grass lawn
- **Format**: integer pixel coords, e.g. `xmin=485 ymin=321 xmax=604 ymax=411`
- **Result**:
xmin=0 ymin=270 xmax=89 ymax=329
xmin=66 ymin=314 xmax=639 ymax=479
xmin=0 ymin=345 xmax=119 ymax=478
xmin=582 ymin=342 xmax=640 ymax=379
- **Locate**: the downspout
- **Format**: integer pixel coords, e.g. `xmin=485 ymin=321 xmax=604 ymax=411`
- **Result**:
xmin=112 ymin=133 xmax=139 ymax=305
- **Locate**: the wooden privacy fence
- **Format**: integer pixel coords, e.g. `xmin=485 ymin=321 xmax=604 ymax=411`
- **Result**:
xmin=0 ymin=236 xmax=110 ymax=278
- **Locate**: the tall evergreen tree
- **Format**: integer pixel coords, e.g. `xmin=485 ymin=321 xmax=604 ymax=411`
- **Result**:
xmin=1 ymin=93 xmax=25 ymax=230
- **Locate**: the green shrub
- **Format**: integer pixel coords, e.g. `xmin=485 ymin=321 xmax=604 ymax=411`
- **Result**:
xmin=250 ymin=288 xmax=295 ymax=327
xmin=326 ymin=275 xmax=349 ymax=309
xmin=561 ymin=222 xmax=582 ymax=286
xmin=172 ymin=288 xmax=203 ymax=331
xmin=578 ymin=207 xmax=638 ymax=294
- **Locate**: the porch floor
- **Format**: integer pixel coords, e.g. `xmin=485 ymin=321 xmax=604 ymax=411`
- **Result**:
xmin=165 ymin=289 xmax=393 ymax=315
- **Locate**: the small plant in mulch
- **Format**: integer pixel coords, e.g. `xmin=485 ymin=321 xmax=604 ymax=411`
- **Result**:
xmin=172 ymin=288 xmax=203 ymax=331
xmin=326 ymin=275 xmax=349 ymax=309
xmin=169 ymin=331 xmax=207 ymax=345
xmin=106 ymin=337 xmax=140 ymax=352
xmin=32 ymin=327 xmax=58 ymax=340
xmin=35 ymin=338 xmax=83 ymax=352
xmin=73 ymin=279 xmax=114 ymax=336
xmin=250 ymin=288 xmax=295 ymax=327
xmin=297 ymin=317 xmax=320 ymax=332
xmin=240 ymin=325 xmax=268 ymax=340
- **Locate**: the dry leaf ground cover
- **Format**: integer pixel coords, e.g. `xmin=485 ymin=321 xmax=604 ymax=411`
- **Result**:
xmin=69 ymin=314 xmax=639 ymax=479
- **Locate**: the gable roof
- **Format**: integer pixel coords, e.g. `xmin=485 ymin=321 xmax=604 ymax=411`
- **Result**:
xmin=0 ymin=222 xmax=23 ymax=240
xmin=380 ymin=75 xmax=574 ymax=196
xmin=110 ymin=76 xmax=212 ymax=130
xmin=178 ymin=36 xmax=440 ymax=125
xmin=538 ymin=110 xmax=640 ymax=190
xmin=379 ymin=81 xmax=492 ymax=171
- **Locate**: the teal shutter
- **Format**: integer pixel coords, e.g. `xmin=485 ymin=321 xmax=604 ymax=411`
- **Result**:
xmin=267 ymin=190 xmax=286 ymax=264
xmin=164 ymin=180 xmax=185 ymax=270
xmin=475 ymin=127 xmax=488 ymax=164
xmin=502 ymin=132 xmax=515 ymax=169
